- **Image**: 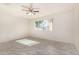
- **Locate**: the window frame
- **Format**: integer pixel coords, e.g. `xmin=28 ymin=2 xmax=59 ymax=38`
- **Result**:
xmin=34 ymin=18 xmax=53 ymax=32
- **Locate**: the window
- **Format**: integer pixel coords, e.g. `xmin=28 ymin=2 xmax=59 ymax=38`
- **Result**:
xmin=34 ymin=19 xmax=53 ymax=31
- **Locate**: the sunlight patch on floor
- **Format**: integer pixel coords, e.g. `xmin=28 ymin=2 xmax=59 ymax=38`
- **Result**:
xmin=16 ymin=39 xmax=40 ymax=46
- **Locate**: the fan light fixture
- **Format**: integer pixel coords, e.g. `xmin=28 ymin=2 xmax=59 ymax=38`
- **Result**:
xmin=22 ymin=3 xmax=39 ymax=15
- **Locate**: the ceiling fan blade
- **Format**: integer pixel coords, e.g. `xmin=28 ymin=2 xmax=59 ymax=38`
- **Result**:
xmin=33 ymin=10 xmax=39 ymax=12
xmin=26 ymin=12 xmax=29 ymax=14
xmin=21 ymin=5 xmax=30 ymax=9
xmin=22 ymin=9 xmax=29 ymax=11
xmin=33 ymin=8 xmax=40 ymax=11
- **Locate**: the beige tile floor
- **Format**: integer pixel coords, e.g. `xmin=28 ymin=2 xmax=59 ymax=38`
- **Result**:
xmin=0 ymin=37 xmax=78 ymax=55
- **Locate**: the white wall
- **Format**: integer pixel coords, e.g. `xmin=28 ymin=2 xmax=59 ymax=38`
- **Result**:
xmin=0 ymin=4 xmax=76 ymax=44
xmin=0 ymin=5 xmax=29 ymax=43
xmin=29 ymin=10 xmax=73 ymax=43
xmin=73 ymin=4 xmax=79 ymax=51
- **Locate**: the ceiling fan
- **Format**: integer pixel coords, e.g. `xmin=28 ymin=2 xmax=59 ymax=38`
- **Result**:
xmin=22 ymin=3 xmax=39 ymax=15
